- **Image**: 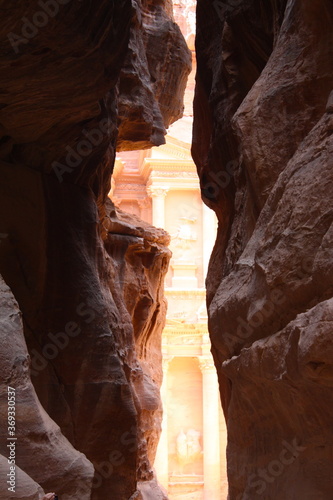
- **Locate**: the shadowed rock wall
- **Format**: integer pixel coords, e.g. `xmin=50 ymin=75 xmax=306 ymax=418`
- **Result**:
xmin=0 ymin=1 xmax=190 ymax=499
xmin=193 ymin=0 xmax=333 ymax=498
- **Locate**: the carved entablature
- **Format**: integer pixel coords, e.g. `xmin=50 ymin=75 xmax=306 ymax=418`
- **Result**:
xmin=198 ymin=357 xmax=215 ymax=373
xmin=116 ymin=183 xmax=147 ymax=193
xmin=146 ymin=186 xmax=169 ymax=198
xmin=167 ymin=334 xmax=203 ymax=346
xmin=155 ymin=171 xmax=198 ymax=178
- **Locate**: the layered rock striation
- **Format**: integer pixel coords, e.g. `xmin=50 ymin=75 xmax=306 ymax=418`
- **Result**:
xmin=193 ymin=0 xmax=333 ymax=498
xmin=0 ymin=1 xmax=190 ymax=499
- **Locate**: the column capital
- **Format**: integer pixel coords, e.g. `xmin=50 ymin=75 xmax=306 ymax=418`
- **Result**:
xmin=162 ymin=355 xmax=174 ymax=371
xmin=198 ymin=356 xmax=216 ymax=373
xmin=137 ymin=197 xmax=150 ymax=209
xmin=147 ymin=186 xmax=169 ymax=198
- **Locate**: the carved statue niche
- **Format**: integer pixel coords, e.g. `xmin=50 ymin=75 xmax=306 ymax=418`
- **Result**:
xmin=171 ymin=216 xmax=197 ymax=262
xmin=176 ymin=428 xmax=202 ymax=469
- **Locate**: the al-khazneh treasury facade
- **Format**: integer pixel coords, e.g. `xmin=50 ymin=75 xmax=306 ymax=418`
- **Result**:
xmin=109 ymin=2 xmax=228 ymax=499
xmin=110 ymin=129 xmax=228 ymax=500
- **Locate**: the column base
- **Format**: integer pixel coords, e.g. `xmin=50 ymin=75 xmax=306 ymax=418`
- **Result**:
xmin=171 ymin=263 xmax=198 ymax=289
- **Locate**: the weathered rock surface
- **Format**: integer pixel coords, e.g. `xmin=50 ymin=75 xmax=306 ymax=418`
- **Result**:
xmin=0 ymin=276 xmax=94 ymax=499
xmin=0 ymin=1 xmax=189 ymax=499
xmin=0 ymin=455 xmax=44 ymax=500
xmin=193 ymin=0 xmax=333 ymax=498
xmin=117 ymin=0 xmax=192 ymax=151
xmin=0 ymin=190 xmax=171 ymax=500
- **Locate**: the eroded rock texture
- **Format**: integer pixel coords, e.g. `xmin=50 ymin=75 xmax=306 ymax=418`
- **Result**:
xmin=0 ymin=1 xmax=189 ymax=499
xmin=193 ymin=0 xmax=333 ymax=498
xmin=118 ymin=0 xmax=191 ymax=151
xmin=0 ymin=276 xmax=94 ymax=500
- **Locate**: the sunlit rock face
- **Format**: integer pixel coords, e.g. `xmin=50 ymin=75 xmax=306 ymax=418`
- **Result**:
xmin=193 ymin=1 xmax=333 ymax=498
xmin=0 ymin=1 xmax=189 ymax=499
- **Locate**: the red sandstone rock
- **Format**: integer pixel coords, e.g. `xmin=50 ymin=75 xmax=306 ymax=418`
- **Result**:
xmin=0 ymin=1 xmax=189 ymax=499
xmin=0 ymin=454 xmax=44 ymax=500
xmin=193 ymin=0 xmax=333 ymax=498
xmin=117 ymin=0 xmax=192 ymax=151
xmin=0 ymin=276 xmax=94 ymax=499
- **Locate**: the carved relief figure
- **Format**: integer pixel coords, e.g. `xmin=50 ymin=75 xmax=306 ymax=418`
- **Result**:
xmin=176 ymin=428 xmax=202 ymax=468
xmin=171 ymin=217 xmax=197 ymax=262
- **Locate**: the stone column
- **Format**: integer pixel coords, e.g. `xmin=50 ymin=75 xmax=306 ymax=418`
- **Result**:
xmin=202 ymin=203 xmax=217 ymax=280
xmin=147 ymin=186 xmax=168 ymax=228
xmin=199 ymin=357 xmax=221 ymax=500
xmin=154 ymin=356 xmax=173 ymax=490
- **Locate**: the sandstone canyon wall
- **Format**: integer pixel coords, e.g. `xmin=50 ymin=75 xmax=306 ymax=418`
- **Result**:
xmin=193 ymin=0 xmax=333 ymax=499
xmin=0 ymin=1 xmax=190 ymax=499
